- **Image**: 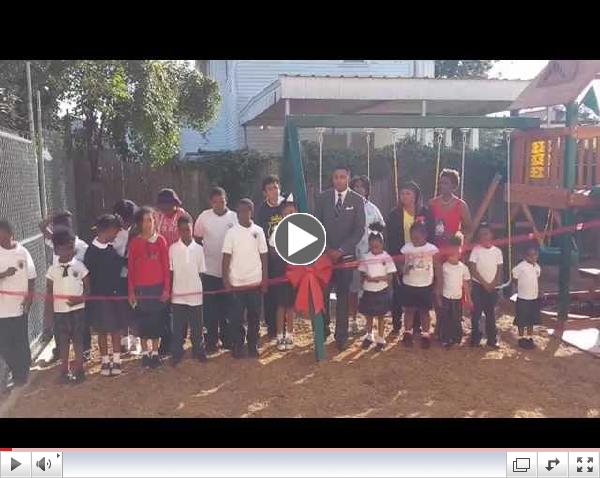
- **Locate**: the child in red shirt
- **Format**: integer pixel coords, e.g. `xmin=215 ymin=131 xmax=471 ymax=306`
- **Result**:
xmin=128 ymin=206 xmax=170 ymax=368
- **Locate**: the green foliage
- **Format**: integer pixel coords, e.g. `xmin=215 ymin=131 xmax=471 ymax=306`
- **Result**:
xmin=195 ymin=150 xmax=276 ymax=206
xmin=300 ymin=137 xmax=509 ymax=205
xmin=0 ymin=60 xmax=220 ymax=168
xmin=435 ymin=60 xmax=496 ymax=79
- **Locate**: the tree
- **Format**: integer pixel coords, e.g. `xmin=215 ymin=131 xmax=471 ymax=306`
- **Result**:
xmin=435 ymin=60 xmax=496 ymax=79
xmin=0 ymin=60 xmax=220 ymax=172
xmin=0 ymin=60 xmax=75 ymax=134
xmin=61 ymin=60 xmax=220 ymax=175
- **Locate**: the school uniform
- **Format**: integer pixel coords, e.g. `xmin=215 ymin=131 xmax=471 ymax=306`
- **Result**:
xmin=46 ymin=259 xmax=89 ymax=352
xmin=357 ymin=251 xmax=396 ymax=316
xmin=0 ymin=243 xmax=36 ymax=383
xmin=222 ymin=222 xmax=268 ymax=352
xmin=46 ymin=236 xmax=91 ymax=354
xmin=169 ymin=239 xmax=207 ymax=360
xmin=400 ymin=242 xmax=438 ymax=309
xmin=386 ymin=206 xmax=435 ymax=333
xmin=83 ymin=239 xmax=127 ymax=334
xmin=350 ymin=200 xmax=385 ymax=295
xmin=469 ymin=245 xmax=504 ymax=346
xmin=440 ymin=261 xmax=470 ymax=344
xmin=127 ymin=234 xmax=170 ymax=340
xmin=512 ymin=260 xmax=541 ymax=328
xmin=194 ymin=209 xmax=238 ymax=349
xmin=112 ymin=227 xmax=137 ymax=333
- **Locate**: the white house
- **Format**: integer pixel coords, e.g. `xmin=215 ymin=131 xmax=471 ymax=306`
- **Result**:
xmin=181 ymin=60 xmax=530 ymax=157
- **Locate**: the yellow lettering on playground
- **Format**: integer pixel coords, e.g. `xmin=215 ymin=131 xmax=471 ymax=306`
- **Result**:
xmin=529 ymin=141 xmax=546 ymax=179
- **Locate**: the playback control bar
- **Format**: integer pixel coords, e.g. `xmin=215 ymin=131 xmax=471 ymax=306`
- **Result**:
xmin=1 ymin=450 xmax=599 ymax=478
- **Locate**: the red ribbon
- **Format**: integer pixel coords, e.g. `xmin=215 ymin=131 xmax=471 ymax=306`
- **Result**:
xmin=286 ymin=255 xmax=333 ymax=315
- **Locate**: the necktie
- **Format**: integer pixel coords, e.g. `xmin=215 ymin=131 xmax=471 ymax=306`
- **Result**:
xmin=61 ymin=265 xmax=70 ymax=277
xmin=335 ymin=192 xmax=343 ymax=216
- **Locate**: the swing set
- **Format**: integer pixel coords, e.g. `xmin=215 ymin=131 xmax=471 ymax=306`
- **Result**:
xmin=281 ymin=62 xmax=600 ymax=333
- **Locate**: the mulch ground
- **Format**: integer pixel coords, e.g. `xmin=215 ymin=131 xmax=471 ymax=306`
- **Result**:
xmin=2 ymin=311 xmax=599 ymax=418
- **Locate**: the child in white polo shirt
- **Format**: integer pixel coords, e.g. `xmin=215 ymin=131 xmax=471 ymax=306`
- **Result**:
xmin=222 ymin=198 xmax=268 ymax=359
xmin=358 ymin=222 xmax=397 ymax=351
xmin=512 ymin=244 xmax=541 ymax=349
xmin=0 ymin=220 xmax=36 ymax=387
xmin=469 ymin=223 xmax=503 ymax=349
xmin=45 ymin=227 xmax=90 ymax=384
xmin=440 ymin=235 xmax=471 ymax=348
xmin=169 ymin=214 xmax=207 ymax=365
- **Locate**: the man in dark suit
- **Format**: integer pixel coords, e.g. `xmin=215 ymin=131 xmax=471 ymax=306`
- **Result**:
xmin=314 ymin=165 xmax=366 ymax=351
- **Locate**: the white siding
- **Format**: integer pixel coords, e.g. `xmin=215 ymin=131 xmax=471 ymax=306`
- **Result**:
xmin=181 ymin=60 xmax=433 ymax=155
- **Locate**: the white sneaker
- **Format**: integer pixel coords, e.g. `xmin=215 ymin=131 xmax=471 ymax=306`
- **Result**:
xmin=285 ymin=337 xmax=294 ymax=350
xmin=276 ymin=338 xmax=286 ymax=351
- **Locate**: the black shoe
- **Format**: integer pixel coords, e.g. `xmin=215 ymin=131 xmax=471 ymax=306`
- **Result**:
xmin=402 ymin=332 xmax=413 ymax=347
xmin=336 ymin=340 xmax=347 ymax=352
xmin=221 ymin=342 xmax=234 ymax=351
xmin=486 ymin=342 xmax=500 ymax=350
xmin=361 ymin=338 xmax=373 ymax=350
xmin=71 ymin=370 xmax=86 ymax=384
xmin=206 ymin=344 xmax=218 ymax=355
xmin=247 ymin=346 xmax=259 ymax=359
xmin=375 ymin=342 xmax=385 ymax=352
xmin=470 ymin=339 xmax=481 ymax=348
xmin=197 ymin=352 xmax=208 ymax=363
xmin=142 ymin=355 xmax=152 ymax=368
xmin=518 ymin=338 xmax=527 ymax=349
xmin=527 ymin=338 xmax=535 ymax=349
xmin=150 ymin=355 xmax=162 ymax=368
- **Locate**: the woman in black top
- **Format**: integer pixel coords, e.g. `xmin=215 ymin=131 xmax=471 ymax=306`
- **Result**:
xmin=386 ymin=181 xmax=435 ymax=334
xmin=83 ymin=214 xmax=127 ymax=377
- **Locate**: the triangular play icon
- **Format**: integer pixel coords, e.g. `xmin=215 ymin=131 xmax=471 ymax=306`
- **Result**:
xmin=288 ymin=221 xmax=318 ymax=257
xmin=11 ymin=458 xmax=21 ymax=472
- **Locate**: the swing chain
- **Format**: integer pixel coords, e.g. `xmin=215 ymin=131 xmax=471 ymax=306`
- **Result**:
xmin=316 ymin=128 xmax=326 ymax=193
xmin=364 ymin=128 xmax=374 ymax=180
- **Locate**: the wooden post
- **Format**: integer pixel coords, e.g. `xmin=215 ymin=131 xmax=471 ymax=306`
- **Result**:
xmin=558 ymin=102 xmax=578 ymax=322
xmin=36 ymin=90 xmax=48 ymax=218
xmin=471 ymin=173 xmax=502 ymax=235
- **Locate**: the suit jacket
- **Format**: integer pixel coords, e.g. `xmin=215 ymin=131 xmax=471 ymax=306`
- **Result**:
xmin=314 ymin=188 xmax=366 ymax=257
xmin=386 ymin=206 xmax=435 ymax=257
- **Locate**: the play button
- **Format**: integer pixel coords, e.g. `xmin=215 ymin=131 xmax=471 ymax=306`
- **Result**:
xmin=273 ymin=213 xmax=326 ymax=265
xmin=11 ymin=458 xmax=21 ymax=472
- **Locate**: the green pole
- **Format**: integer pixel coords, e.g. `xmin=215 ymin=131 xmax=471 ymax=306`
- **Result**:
xmin=558 ymin=102 xmax=578 ymax=321
xmin=281 ymin=120 xmax=308 ymax=213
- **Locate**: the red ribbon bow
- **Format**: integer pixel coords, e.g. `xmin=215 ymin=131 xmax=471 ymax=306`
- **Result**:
xmin=286 ymin=255 xmax=333 ymax=315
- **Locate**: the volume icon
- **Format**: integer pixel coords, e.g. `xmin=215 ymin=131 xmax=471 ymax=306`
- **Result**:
xmin=35 ymin=457 xmax=51 ymax=472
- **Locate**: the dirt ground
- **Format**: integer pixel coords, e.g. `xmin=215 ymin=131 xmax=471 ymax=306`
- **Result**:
xmin=3 ymin=264 xmax=600 ymax=418
xmin=2 ymin=310 xmax=600 ymax=418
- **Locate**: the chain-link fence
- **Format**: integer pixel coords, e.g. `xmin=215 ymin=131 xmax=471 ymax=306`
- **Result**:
xmin=0 ymin=128 xmax=75 ymax=392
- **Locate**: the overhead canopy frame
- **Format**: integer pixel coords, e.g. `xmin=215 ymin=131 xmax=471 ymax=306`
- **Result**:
xmin=282 ymin=113 xmax=540 ymax=212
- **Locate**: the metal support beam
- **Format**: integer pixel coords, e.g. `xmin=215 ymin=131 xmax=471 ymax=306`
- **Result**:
xmin=558 ymin=102 xmax=578 ymax=322
xmin=287 ymin=114 xmax=540 ymax=130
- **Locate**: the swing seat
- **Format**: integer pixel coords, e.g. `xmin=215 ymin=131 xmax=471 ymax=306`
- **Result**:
xmin=539 ymin=245 xmax=579 ymax=266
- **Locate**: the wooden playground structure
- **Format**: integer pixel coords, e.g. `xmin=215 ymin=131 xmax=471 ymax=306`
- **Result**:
xmin=282 ymin=60 xmax=600 ymax=359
